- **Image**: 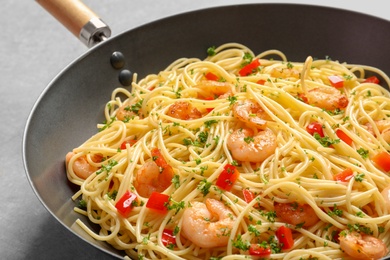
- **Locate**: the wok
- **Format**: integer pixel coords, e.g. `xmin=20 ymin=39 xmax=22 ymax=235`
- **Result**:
xmin=23 ymin=0 xmax=390 ymax=259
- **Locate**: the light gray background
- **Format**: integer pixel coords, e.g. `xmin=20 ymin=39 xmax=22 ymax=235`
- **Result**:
xmin=1 ymin=1 xmax=389 ymax=259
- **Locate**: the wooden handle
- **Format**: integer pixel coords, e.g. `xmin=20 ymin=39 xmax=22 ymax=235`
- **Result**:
xmin=36 ymin=0 xmax=98 ymax=37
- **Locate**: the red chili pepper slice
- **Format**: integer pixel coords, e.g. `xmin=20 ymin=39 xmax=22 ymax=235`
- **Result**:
xmin=239 ymin=59 xmax=261 ymax=76
xmin=145 ymin=191 xmax=170 ymax=213
xmin=306 ymin=122 xmax=324 ymax=137
xmin=205 ymin=72 xmax=219 ymax=81
xmin=257 ymin=79 xmax=266 ymax=85
xmin=161 ymin=229 xmax=176 ymax=247
xmin=120 ymin=139 xmax=137 ymax=149
xmin=275 ymin=225 xmax=294 ymax=250
xmin=336 ymin=129 xmax=353 ymax=146
xmin=333 ymin=168 xmax=353 ymax=182
xmin=216 ymin=164 xmax=240 ymax=191
xmin=372 ymin=151 xmax=390 ymax=172
xmin=328 ymin=75 xmax=344 ymax=88
xmin=115 ymin=191 xmax=138 ymax=218
xmin=363 ymin=76 xmax=380 ymax=84
xmin=249 ymin=243 xmax=271 ymax=256
xmin=243 ymin=189 xmax=255 ymax=204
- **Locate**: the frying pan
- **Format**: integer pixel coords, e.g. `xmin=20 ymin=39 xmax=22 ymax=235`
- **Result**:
xmin=23 ymin=0 xmax=390 ymax=259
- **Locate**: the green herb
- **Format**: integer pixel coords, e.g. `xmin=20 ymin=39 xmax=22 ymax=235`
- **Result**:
xmin=100 ymin=116 xmax=116 ymax=131
xmin=227 ymin=95 xmax=237 ymax=105
xmin=197 ymin=179 xmax=212 ymax=196
xmin=354 ymin=173 xmax=365 ymax=182
xmin=207 ymin=46 xmax=216 ymax=56
xmin=268 ymin=235 xmax=282 ymax=253
xmin=205 ymin=120 xmax=218 ymax=128
xmin=167 ymin=198 xmax=185 ymax=214
xmin=107 ymin=190 xmax=118 ymax=200
xmin=242 ymin=53 xmax=254 ymax=66
xmin=357 ymin=148 xmax=369 ymax=159
xmin=248 ymin=225 xmax=261 ymax=236
xmin=327 ymin=204 xmax=343 ymax=217
xmin=244 ymin=136 xmax=254 ymax=143
xmin=232 ymin=235 xmax=250 ymax=251
xmin=314 ymin=133 xmax=340 ymax=147
xmin=172 ymin=174 xmax=180 ymax=189
xmin=262 ymin=210 xmax=277 ymax=223
xmin=96 ymin=160 xmax=118 ymax=175
xmin=78 ymin=199 xmax=87 ymax=209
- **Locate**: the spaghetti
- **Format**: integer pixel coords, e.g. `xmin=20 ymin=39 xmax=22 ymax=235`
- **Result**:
xmin=66 ymin=43 xmax=390 ymax=259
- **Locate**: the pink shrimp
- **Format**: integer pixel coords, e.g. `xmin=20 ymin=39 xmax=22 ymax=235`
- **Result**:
xmin=65 ymin=152 xmax=102 ymax=179
xmin=274 ymin=202 xmax=319 ymax=227
xmin=181 ymin=198 xmax=236 ymax=248
xmin=339 ymin=231 xmax=388 ymax=260
xmin=134 ymin=148 xmax=174 ymax=197
xmin=167 ymin=101 xmax=202 ymax=120
xmin=227 ymin=127 xmax=277 ymax=163
xmin=232 ymin=99 xmax=271 ymax=130
xmin=365 ymin=120 xmax=390 ymax=143
xmin=301 ymin=87 xmax=348 ymax=111
xmin=195 ymin=80 xmax=234 ymax=99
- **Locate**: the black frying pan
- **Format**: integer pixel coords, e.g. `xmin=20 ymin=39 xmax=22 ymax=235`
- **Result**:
xmin=23 ymin=1 xmax=390 ymax=259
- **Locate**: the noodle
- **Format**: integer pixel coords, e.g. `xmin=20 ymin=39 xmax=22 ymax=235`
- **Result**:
xmin=65 ymin=43 xmax=390 ymax=259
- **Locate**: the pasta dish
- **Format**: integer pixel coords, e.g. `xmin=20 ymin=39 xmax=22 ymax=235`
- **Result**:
xmin=65 ymin=43 xmax=390 ymax=260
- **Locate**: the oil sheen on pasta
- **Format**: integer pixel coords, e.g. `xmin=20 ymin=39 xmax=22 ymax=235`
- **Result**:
xmin=65 ymin=43 xmax=390 ymax=260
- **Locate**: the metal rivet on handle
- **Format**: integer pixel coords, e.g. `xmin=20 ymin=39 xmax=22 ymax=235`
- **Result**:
xmin=110 ymin=51 xmax=125 ymax=69
xmin=119 ymin=69 xmax=132 ymax=86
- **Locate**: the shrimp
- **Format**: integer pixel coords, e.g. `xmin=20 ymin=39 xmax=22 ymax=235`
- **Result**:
xmin=274 ymin=202 xmax=319 ymax=227
xmin=365 ymin=120 xmax=390 ymax=143
xmin=134 ymin=148 xmax=174 ymax=197
xmin=381 ymin=185 xmax=390 ymax=212
xmin=232 ymin=99 xmax=272 ymax=130
xmin=194 ymin=80 xmax=234 ymax=99
xmin=227 ymin=127 xmax=276 ymax=163
xmin=116 ymin=100 xmax=144 ymax=121
xmin=167 ymin=101 xmax=202 ymax=120
xmin=302 ymin=87 xmax=348 ymax=111
xmin=65 ymin=152 xmax=102 ymax=180
xmin=181 ymin=198 xmax=236 ymax=248
xmin=339 ymin=231 xmax=388 ymax=260
xmin=134 ymin=161 xmax=173 ymax=197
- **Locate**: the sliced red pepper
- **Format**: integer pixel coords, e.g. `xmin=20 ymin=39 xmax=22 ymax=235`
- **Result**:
xmin=161 ymin=229 xmax=176 ymax=247
xmin=216 ymin=164 xmax=240 ymax=191
xmin=363 ymin=76 xmax=380 ymax=84
xmin=257 ymin=79 xmax=266 ymax=85
xmin=115 ymin=191 xmax=138 ymax=218
xmin=120 ymin=139 xmax=137 ymax=149
xmin=372 ymin=151 xmax=390 ymax=172
xmin=333 ymin=168 xmax=353 ymax=182
xmin=328 ymin=75 xmax=344 ymax=88
xmin=239 ymin=59 xmax=260 ymax=76
xmin=306 ymin=122 xmax=324 ymax=137
xmin=145 ymin=191 xmax=170 ymax=213
xmin=275 ymin=226 xmax=294 ymax=250
xmin=243 ymin=189 xmax=255 ymax=204
xmin=336 ymin=129 xmax=353 ymax=146
xmin=249 ymin=243 xmax=271 ymax=257
xmin=205 ymin=72 xmax=219 ymax=81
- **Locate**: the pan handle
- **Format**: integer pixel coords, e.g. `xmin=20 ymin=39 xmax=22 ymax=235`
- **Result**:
xmin=36 ymin=0 xmax=111 ymax=47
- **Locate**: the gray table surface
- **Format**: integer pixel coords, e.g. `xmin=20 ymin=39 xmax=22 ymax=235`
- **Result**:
xmin=1 ymin=1 xmax=389 ymax=259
